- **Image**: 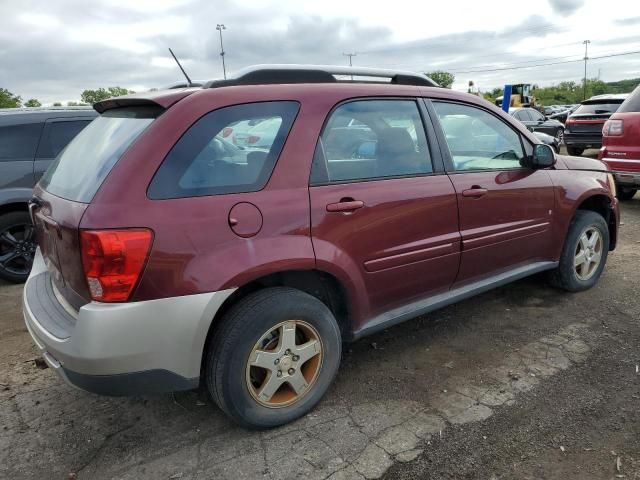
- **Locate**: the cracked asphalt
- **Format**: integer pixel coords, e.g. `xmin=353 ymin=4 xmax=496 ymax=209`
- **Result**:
xmin=1 ymin=196 xmax=639 ymax=480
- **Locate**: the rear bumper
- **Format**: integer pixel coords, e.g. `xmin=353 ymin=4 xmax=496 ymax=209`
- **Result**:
xmin=564 ymin=133 xmax=602 ymax=148
xmin=611 ymin=171 xmax=640 ymax=187
xmin=23 ymin=248 xmax=235 ymax=395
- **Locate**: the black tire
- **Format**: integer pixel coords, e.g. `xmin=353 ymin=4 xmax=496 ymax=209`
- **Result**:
xmin=618 ymin=187 xmax=637 ymax=201
xmin=566 ymin=146 xmax=584 ymax=156
xmin=548 ymin=210 xmax=609 ymax=292
xmin=0 ymin=211 xmax=36 ymax=283
xmin=555 ymin=128 xmax=564 ymax=145
xmin=205 ymin=287 xmax=342 ymax=429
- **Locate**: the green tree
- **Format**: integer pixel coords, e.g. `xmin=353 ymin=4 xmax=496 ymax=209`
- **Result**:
xmin=483 ymin=87 xmax=504 ymax=102
xmin=24 ymin=99 xmax=42 ymax=107
xmin=67 ymin=101 xmax=89 ymax=106
xmin=426 ymin=71 xmax=455 ymax=89
xmin=52 ymin=102 xmax=62 ymax=106
xmin=80 ymin=87 xmax=134 ymax=105
xmin=0 ymin=88 xmax=22 ymax=108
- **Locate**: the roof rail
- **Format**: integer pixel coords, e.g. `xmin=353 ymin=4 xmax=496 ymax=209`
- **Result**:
xmin=203 ymin=64 xmax=439 ymax=88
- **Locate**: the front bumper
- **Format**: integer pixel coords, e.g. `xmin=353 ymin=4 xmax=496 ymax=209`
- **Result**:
xmin=23 ymin=248 xmax=235 ymax=395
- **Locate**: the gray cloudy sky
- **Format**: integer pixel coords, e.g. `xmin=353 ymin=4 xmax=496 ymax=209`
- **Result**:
xmin=0 ymin=0 xmax=639 ymax=104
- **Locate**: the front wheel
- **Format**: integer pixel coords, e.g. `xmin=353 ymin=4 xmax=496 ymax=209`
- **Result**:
xmin=205 ymin=287 xmax=342 ymax=429
xmin=548 ymin=210 xmax=609 ymax=292
xmin=566 ymin=146 xmax=584 ymax=156
xmin=618 ymin=187 xmax=637 ymax=201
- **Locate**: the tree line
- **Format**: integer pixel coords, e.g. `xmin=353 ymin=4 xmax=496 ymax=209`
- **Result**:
xmin=0 ymin=87 xmax=134 ymax=108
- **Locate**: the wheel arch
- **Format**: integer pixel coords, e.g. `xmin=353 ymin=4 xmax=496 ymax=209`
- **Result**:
xmin=574 ymin=193 xmax=617 ymax=250
xmin=0 ymin=201 xmax=29 ymax=217
xmin=200 ymin=268 xmax=354 ymax=378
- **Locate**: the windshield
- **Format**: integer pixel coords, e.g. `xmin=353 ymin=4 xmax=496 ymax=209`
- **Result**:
xmin=39 ymin=106 xmax=160 ymax=203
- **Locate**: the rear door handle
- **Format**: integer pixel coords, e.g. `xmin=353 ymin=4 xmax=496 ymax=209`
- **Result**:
xmin=462 ymin=187 xmax=488 ymax=198
xmin=326 ymin=199 xmax=364 ymax=213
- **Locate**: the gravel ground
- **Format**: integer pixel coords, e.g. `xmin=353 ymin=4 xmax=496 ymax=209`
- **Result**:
xmin=1 ymin=169 xmax=638 ymax=479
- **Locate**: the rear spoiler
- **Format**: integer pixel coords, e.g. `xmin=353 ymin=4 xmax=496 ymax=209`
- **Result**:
xmin=93 ymin=88 xmax=198 ymax=114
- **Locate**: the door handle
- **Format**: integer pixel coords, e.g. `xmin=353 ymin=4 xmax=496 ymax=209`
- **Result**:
xmin=326 ymin=199 xmax=364 ymax=213
xmin=462 ymin=187 xmax=488 ymax=198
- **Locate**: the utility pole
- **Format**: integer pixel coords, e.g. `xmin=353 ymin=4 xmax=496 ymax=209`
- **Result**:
xmin=216 ymin=24 xmax=227 ymax=79
xmin=343 ymin=53 xmax=357 ymax=80
xmin=343 ymin=52 xmax=357 ymax=67
xmin=583 ymin=39 xmax=590 ymax=100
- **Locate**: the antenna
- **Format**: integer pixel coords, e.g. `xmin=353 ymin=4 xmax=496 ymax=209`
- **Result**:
xmin=168 ymin=48 xmax=193 ymax=87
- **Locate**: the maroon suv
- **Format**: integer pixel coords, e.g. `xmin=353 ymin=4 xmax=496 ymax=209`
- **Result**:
xmin=23 ymin=65 xmax=619 ymax=428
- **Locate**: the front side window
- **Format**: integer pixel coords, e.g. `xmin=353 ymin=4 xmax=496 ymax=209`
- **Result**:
xmin=148 ymin=101 xmax=299 ymax=199
xmin=433 ymin=102 xmax=525 ymax=171
xmin=0 ymin=123 xmax=43 ymax=161
xmin=513 ymin=110 xmax=530 ymax=122
xmin=310 ymin=99 xmax=432 ymax=184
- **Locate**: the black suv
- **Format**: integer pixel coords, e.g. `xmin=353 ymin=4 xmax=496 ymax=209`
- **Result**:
xmin=0 ymin=107 xmax=96 ymax=282
xmin=564 ymin=94 xmax=627 ymax=156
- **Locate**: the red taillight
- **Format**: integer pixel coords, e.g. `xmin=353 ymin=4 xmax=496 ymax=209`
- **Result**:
xmin=247 ymin=135 xmax=260 ymax=145
xmin=566 ymin=118 xmax=575 ymax=125
xmin=222 ymin=127 xmax=233 ymax=138
xmin=603 ymin=119 xmax=624 ymax=136
xmin=80 ymin=229 xmax=153 ymax=302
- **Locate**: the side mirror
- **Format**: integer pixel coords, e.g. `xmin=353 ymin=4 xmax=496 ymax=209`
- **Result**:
xmin=531 ymin=144 xmax=556 ymax=168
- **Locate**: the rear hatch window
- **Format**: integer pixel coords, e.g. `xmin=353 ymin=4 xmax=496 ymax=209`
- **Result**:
xmin=39 ymin=106 xmax=161 ymax=202
xmin=572 ymin=101 xmax=624 ymax=117
xmin=617 ymin=86 xmax=640 ymax=113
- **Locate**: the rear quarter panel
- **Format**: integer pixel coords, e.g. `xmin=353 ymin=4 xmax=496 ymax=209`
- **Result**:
xmin=601 ymin=112 xmax=640 ymax=168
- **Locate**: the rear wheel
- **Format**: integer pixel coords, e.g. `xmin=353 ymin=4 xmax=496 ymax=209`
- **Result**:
xmin=566 ymin=146 xmax=584 ymax=156
xmin=548 ymin=210 xmax=609 ymax=292
xmin=205 ymin=287 xmax=342 ymax=429
xmin=0 ymin=212 xmax=37 ymax=283
xmin=618 ymin=187 xmax=637 ymax=201
xmin=554 ymin=128 xmax=564 ymax=145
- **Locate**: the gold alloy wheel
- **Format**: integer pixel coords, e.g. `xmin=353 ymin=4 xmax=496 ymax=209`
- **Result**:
xmin=574 ymin=226 xmax=603 ymax=281
xmin=246 ymin=320 xmax=323 ymax=408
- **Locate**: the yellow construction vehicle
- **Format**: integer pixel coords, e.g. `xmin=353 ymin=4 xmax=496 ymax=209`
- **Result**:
xmin=494 ymin=84 xmax=540 ymax=109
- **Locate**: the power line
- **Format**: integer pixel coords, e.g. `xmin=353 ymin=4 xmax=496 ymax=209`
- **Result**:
xmin=450 ymin=44 xmax=640 ymax=72
xmin=358 ymin=23 xmax=565 ymax=56
xmin=450 ymin=49 xmax=640 ymax=74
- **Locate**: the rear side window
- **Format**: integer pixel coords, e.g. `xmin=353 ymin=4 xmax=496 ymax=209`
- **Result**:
xmin=39 ymin=106 xmax=160 ymax=203
xmin=618 ymin=86 xmax=640 ymax=113
xmin=36 ymin=120 xmax=92 ymax=159
xmin=0 ymin=123 xmax=43 ymax=161
xmin=148 ymin=101 xmax=299 ymax=199
xmin=310 ymin=100 xmax=432 ymax=184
